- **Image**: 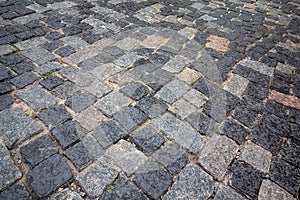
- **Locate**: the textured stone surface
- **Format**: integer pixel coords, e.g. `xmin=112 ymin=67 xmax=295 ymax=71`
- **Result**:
xmin=169 ymin=99 xmax=197 ymax=119
xmin=183 ymin=89 xmax=208 ymax=108
xmin=258 ymin=179 xmax=294 ymax=200
xmin=186 ymin=112 xmax=214 ymax=135
xmin=0 ymin=94 xmax=13 ymax=111
xmin=0 ymin=108 xmax=42 ymax=148
xmin=136 ymin=96 xmax=168 ymax=119
xmin=163 ymin=164 xmax=214 ymax=200
xmin=21 ymin=47 xmax=56 ymax=65
xmin=10 ymin=72 xmax=38 ymax=88
xmin=38 ymin=105 xmax=71 ymax=128
xmin=76 ymin=159 xmax=118 ymax=198
xmin=65 ymin=92 xmax=96 ymax=113
xmin=26 ymin=154 xmax=72 ymax=198
xmin=105 ymin=140 xmax=147 ymax=176
xmin=0 ymin=184 xmax=32 ymax=200
xmin=51 ymin=188 xmax=83 ymax=200
xmin=0 ymin=140 xmax=22 ymax=190
xmin=223 ymin=73 xmax=249 ymax=97
xmin=218 ymin=119 xmax=250 ymax=144
xmin=120 ymin=82 xmax=149 ymax=100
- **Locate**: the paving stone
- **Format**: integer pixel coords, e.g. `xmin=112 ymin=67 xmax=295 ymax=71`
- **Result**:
xmin=245 ymin=82 xmax=269 ymax=100
xmin=51 ymin=81 xmax=80 ymax=99
xmin=135 ymin=96 xmax=168 ymax=119
xmin=0 ymin=184 xmax=32 ymax=200
xmin=103 ymin=45 xmax=124 ymax=56
xmin=133 ymin=160 xmax=173 ymax=199
xmin=0 ymin=45 xmax=15 ymax=56
xmin=232 ymin=105 xmax=258 ymax=128
xmin=93 ymin=52 xmax=115 ymax=64
xmin=229 ymin=160 xmax=263 ymax=199
xmin=16 ymin=85 xmax=57 ymax=111
xmin=51 ymin=188 xmax=83 ymax=200
xmin=155 ymin=79 xmax=190 ymax=104
xmin=0 ymin=94 xmax=13 ymax=111
xmin=151 ymin=113 xmax=205 ymax=154
xmin=11 ymin=61 xmax=35 ymax=74
xmin=15 ymin=37 xmax=48 ymax=51
xmin=65 ymin=92 xmax=96 ymax=113
xmin=120 ymin=82 xmax=149 ymax=100
xmin=60 ymin=36 xmax=89 ymax=49
xmin=131 ymin=125 xmax=165 ymax=155
xmin=0 ymin=108 xmax=42 ymax=148
xmin=199 ymin=135 xmax=239 ymax=180
xmin=10 ymin=72 xmax=38 ymax=89
xmin=265 ymin=100 xmax=288 ymax=119
xmin=269 ymin=158 xmax=300 ymax=195
xmin=239 ymin=141 xmax=272 ymax=173
xmin=100 ymin=178 xmax=147 ymax=200
xmin=162 ymin=55 xmax=189 ymax=73
xmin=0 ymin=66 xmax=11 ymax=82
xmin=93 ymin=120 xmax=128 ymax=149
xmin=54 ymin=46 xmax=75 ymax=57
xmin=60 ymin=66 xmax=94 ymax=87
xmin=0 ymin=140 xmax=22 ymax=190
xmin=34 ymin=62 xmax=63 ymax=75
xmin=75 ymin=106 xmax=107 ymax=132
xmin=140 ymin=69 xmax=173 ymax=91
xmin=218 ymin=119 xmax=249 ymax=144
xmin=176 ymin=67 xmax=202 ymax=84
xmin=64 ymin=142 xmax=94 ymax=171
xmin=38 ymin=105 xmax=71 ymax=128
xmin=0 ymin=53 xmax=23 ymax=66
xmin=183 ymin=88 xmax=208 ymax=108
xmin=258 ymin=179 xmax=294 ymax=200
xmin=105 ymin=140 xmax=147 ymax=176
xmin=81 ymin=133 xmax=104 ymax=159
xmin=40 ymin=75 xmax=64 ymax=90
xmin=240 ymin=59 xmax=274 ymax=76
xmin=0 ymin=82 xmax=13 ymax=94
xmin=289 ymin=109 xmax=300 ymax=125
xmin=186 ymin=112 xmax=215 ymax=135
xmin=91 ymin=63 xmax=122 ymax=81
xmin=214 ymin=185 xmax=246 ymax=200
xmin=260 ymin=113 xmax=288 ymax=134
xmin=95 ymin=92 xmax=130 ymax=117
xmin=114 ymin=106 xmax=147 ymax=132
xmin=279 ymin=139 xmax=300 ymax=168
xmin=115 ymin=37 xmax=140 ymax=51
xmin=142 ymin=34 xmax=166 ymax=49
xmin=114 ymin=52 xmax=138 ymax=67
xmin=26 ymin=154 xmax=73 ymax=198
xmin=20 ymin=135 xmax=58 ymax=167
xmin=51 ymin=120 xmax=84 ymax=150
xmin=169 ymin=99 xmax=197 ymax=119
xmin=223 ymin=73 xmax=249 ymax=97
xmin=163 ymin=164 xmax=214 ymax=200
xmin=21 ymin=47 xmax=56 ymax=65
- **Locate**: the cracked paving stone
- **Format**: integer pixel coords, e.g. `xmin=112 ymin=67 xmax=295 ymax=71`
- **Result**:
xmin=92 ymin=120 xmax=128 ymax=149
xmin=21 ymin=47 xmax=56 ymax=65
xmin=20 ymin=135 xmax=58 ymax=168
xmin=51 ymin=188 xmax=83 ymax=200
xmin=38 ymin=104 xmax=71 ymax=128
xmin=218 ymin=119 xmax=250 ymax=145
xmin=40 ymin=75 xmax=64 ymax=90
xmin=269 ymin=158 xmax=300 ymax=196
xmin=0 ymin=94 xmax=13 ymax=111
xmin=10 ymin=72 xmax=38 ymax=89
xmin=0 ymin=140 xmax=22 ymax=190
xmin=64 ymin=141 xmax=94 ymax=171
xmin=133 ymin=160 xmax=173 ymax=199
xmin=65 ymin=92 xmax=96 ymax=113
xmin=120 ymin=82 xmax=149 ymax=100
xmin=258 ymin=179 xmax=294 ymax=200
xmin=152 ymin=142 xmax=188 ymax=175
xmin=0 ymin=108 xmax=42 ymax=148
xmin=155 ymin=79 xmax=190 ymax=104
xmin=76 ymin=159 xmax=118 ymax=198
xmin=131 ymin=125 xmax=165 ymax=155
xmin=105 ymin=140 xmax=148 ymax=176
xmin=100 ymin=178 xmax=147 ymax=200
xmin=26 ymin=154 xmax=73 ymax=198
xmin=15 ymin=85 xmax=57 ymax=111
xmin=51 ymin=120 xmax=84 ymax=150
xmin=114 ymin=106 xmax=147 ymax=132
xmin=229 ymin=160 xmax=263 ymax=199
xmin=279 ymin=139 xmax=300 ymax=168
xmin=169 ymin=99 xmax=197 ymax=119
xmin=214 ymin=185 xmax=246 ymax=200
xmin=95 ymin=92 xmax=130 ymax=117
xmin=151 ymin=113 xmax=205 ymax=154
xmin=163 ymin=164 xmax=214 ymax=200
xmin=136 ymin=96 xmax=168 ymax=119
xmin=0 ymin=184 xmax=32 ymax=200
xmin=51 ymin=81 xmax=80 ymax=99
xmin=199 ymin=135 xmax=239 ymax=180
xmin=186 ymin=111 xmax=214 ymax=135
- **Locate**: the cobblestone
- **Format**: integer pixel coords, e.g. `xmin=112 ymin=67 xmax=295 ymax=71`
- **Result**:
xmin=0 ymin=184 xmax=32 ymax=200
xmin=38 ymin=105 xmax=71 ymax=128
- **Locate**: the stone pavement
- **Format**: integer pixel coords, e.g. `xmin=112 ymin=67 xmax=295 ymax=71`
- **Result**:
xmin=0 ymin=0 xmax=299 ymax=199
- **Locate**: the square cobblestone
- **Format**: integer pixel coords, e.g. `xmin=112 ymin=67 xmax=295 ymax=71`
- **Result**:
xmin=26 ymin=154 xmax=73 ymax=198
xmin=223 ymin=73 xmax=249 ymax=97
xmin=10 ymin=72 xmax=38 ymax=89
xmin=40 ymin=75 xmax=64 ymax=90
xmin=214 ymin=185 xmax=246 ymax=200
xmin=84 ymin=80 xmax=112 ymax=98
xmin=95 ymin=92 xmax=130 ymax=117
xmin=81 ymin=133 xmax=104 ymax=159
xmin=51 ymin=188 xmax=83 ymax=200
xmin=15 ymin=85 xmax=57 ymax=111
xmin=92 ymin=120 xmax=128 ymax=149
xmin=232 ymin=105 xmax=258 ymax=128
xmin=11 ymin=61 xmax=35 ymax=74
xmin=169 ymin=99 xmax=197 ymax=119
xmin=51 ymin=81 xmax=80 ymax=99
xmin=21 ymin=47 xmax=56 ymax=65
xmin=218 ymin=119 xmax=249 ymax=144
xmin=258 ymin=179 xmax=294 ymax=200
xmin=133 ymin=160 xmax=173 ymax=199
xmin=0 ymin=94 xmax=13 ymax=111
xmin=120 ymin=82 xmax=149 ymax=100
xmin=199 ymin=135 xmax=239 ymax=180
xmin=136 ymin=96 xmax=168 ymax=119
xmin=114 ymin=106 xmax=147 ymax=132
xmin=186 ymin=112 xmax=214 ymax=135
xmin=176 ymin=68 xmax=202 ymax=85
xmin=162 ymin=55 xmax=189 ymax=73
xmin=21 ymin=135 xmax=58 ymax=167
xmin=183 ymin=89 xmax=208 ymax=108
xmin=64 ymin=142 xmax=94 ymax=171
xmin=54 ymin=46 xmax=75 ymax=57
xmin=51 ymin=120 xmax=84 ymax=150
xmin=76 ymin=159 xmax=118 ymax=198
xmin=140 ymin=69 xmax=173 ymax=91
xmin=114 ymin=52 xmax=138 ymax=68
xmin=105 ymin=140 xmax=148 ymax=176
xmin=0 ymin=108 xmax=42 ymax=148
xmin=0 ymin=82 xmax=13 ymax=94
xmin=0 ymin=140 xmax=22 ymax=190
xmin=279 ymin=139 xmax=300 ymax=168
xmin=65 ymin=92 xmax=96 ymax=113
xmin=34 ymin=62 xmax=63 ymax=75
xmin=0 ymin=184 xmax=32 ymax=200
xmin=38 ymin=105 xmax=71 ymax=128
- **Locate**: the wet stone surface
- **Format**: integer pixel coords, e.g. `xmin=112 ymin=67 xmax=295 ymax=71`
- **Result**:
xmin=0 ymin=0 xmax=299 ymax=198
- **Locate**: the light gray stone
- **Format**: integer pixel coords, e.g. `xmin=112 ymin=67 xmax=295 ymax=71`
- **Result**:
xmin=198 ymin=135 xmax=239 ymax=180
xmin=60 ymin=36 xmax=89 ymax=49
xmin=258 ymin=180 xmax=294 ymax=200
xmin=240 ymin=59 xmax=274 ymax=76
xmin=0 ymin=45 xmax=15 ymax=56
xmin=15 ymin=37 xmax=48 ymax=51
xmin=169 ymin=98 xmax=197 ymax=119
xmin=91 ymin=63 xmax=122 ymax=81
xmin=51 ymin=188 xmax=83 ymax=200
xmin=60 ymin=66 xmax=94 ymax=87
xmin=34 ymin=62 xmax=63 ymax=75
xmin=162 ymin=55 xmax=189 ymax=73
xmin=114 ymin=52 xmax=137 ymax=68
xmin=223 ymin=73 xmax=249 ymax=97
xmin=183 ymin=89 xmax=208 ymax=108
xmin=214 ymin=185 xmax=246 ymax=200
xmin=21 ymin=47 xmax=56 ymax=65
